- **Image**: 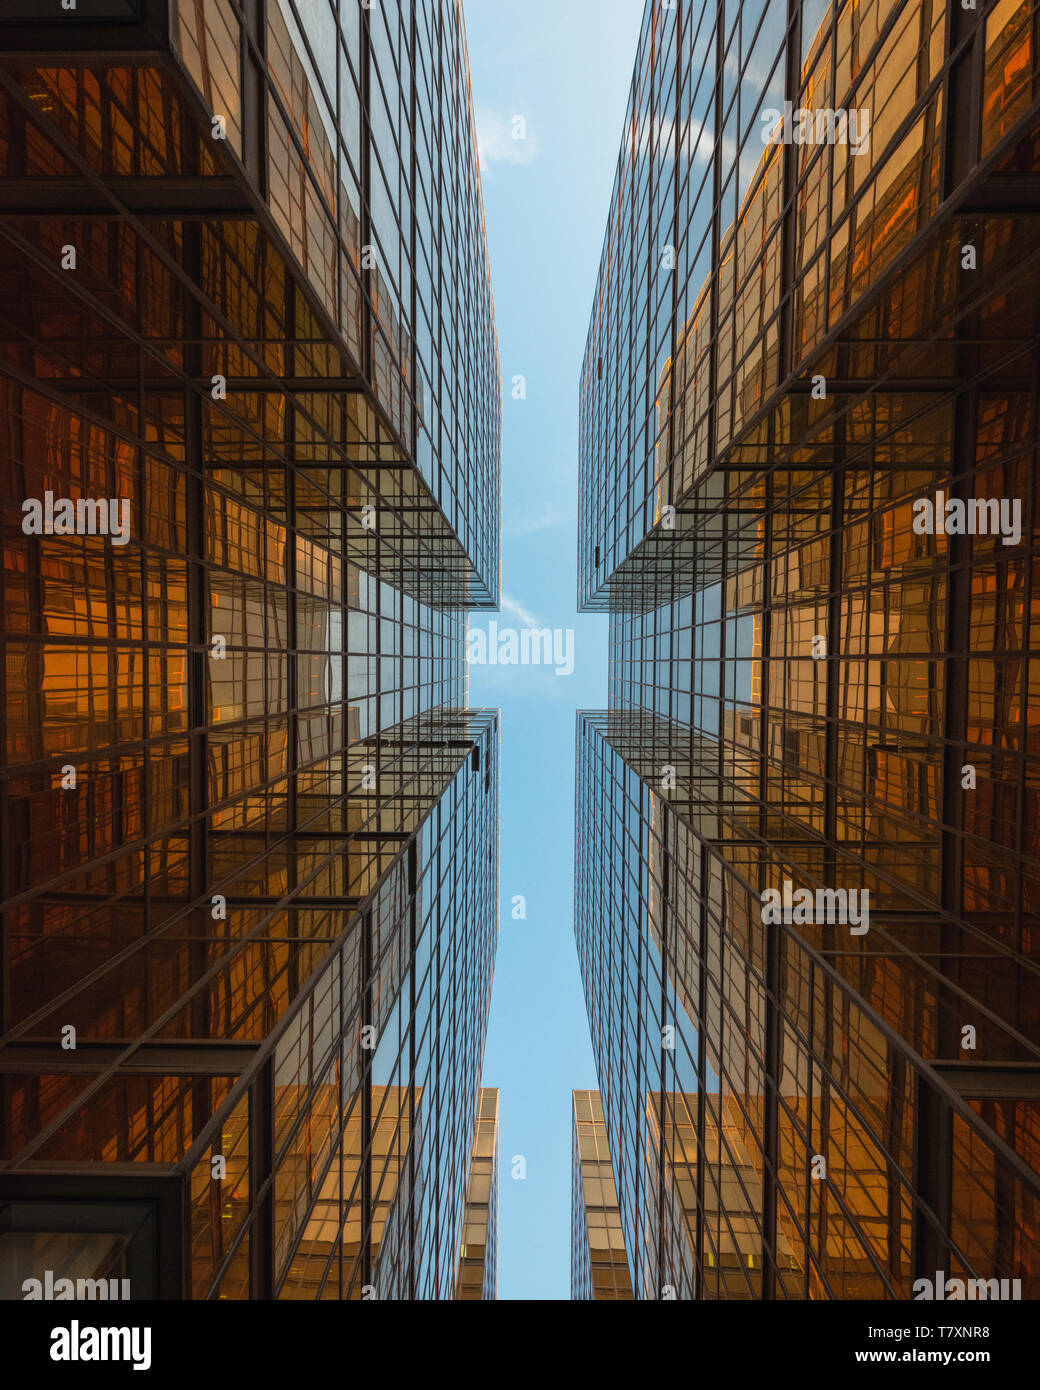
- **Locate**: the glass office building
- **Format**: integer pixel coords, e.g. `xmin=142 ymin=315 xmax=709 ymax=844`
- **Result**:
xmin=571 ymin=1089 xmax=633 ymax=1301
xmin=454 ymin=1084 xmax=498 ymax=1300
xmin=576 ymin=0 xmax=1040 ymax=1298
xmin=0 ymin=0 xmax=501 ymax=1299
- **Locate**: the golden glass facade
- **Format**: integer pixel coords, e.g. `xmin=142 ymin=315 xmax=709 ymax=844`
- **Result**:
xmin=0 ymin=0 xmax=500 ymax=1300
xmin=576 ymin=0 xmax=1040 ymax=1299
xmin=571 ymin=1090 xmax=633 ymax=1301
xmin=454 ymin=1084 xmax=498 ymax=1300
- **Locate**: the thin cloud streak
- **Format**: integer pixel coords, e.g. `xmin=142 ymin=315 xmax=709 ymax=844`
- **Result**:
xmin=498 ymin=593 xmax=540 ymax=627
xmin=475 ymin=106 xmax=539 ymax=169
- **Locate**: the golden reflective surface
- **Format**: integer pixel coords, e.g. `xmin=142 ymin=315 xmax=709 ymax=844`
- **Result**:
xmin=0 ymin=0 xmax=499 ymax=1300
xmin=576 ymin=0 xmax=1040 ymax=1300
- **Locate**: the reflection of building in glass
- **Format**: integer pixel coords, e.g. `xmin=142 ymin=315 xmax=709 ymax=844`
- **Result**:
xmin=576 ymin=0 xmax=1040 ymax=1299
xmin=0 ymin=0 xmax=500 ymax=1299
xmin=572 ymin=1086 xmax=804 ymax=1300
xmin=455 ymin=1085 xmax=499 ymax=1300
xmin=571 ymin=1090 xmax=632 ymax=1300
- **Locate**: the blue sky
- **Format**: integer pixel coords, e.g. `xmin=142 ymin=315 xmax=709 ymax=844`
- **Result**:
xmin=463 ymin=0 xmax=644 ymax=1300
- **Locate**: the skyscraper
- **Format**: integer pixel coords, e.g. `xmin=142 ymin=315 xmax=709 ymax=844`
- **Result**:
xmin=571 ymin=1089 xmax=632 ymax=1301
xmin=576 ymin=0 xmax=1040 ymax=1299
xmin=0 ymin=0 xmax=500 ymax=1300
xmin=455 ymin=1084 xmax=499 ymax=1300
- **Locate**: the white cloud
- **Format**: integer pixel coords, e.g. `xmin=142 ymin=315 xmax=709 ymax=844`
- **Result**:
xmin=500 ymin=593 xmax=540 ymax=627
xmin=625 ymin=115 xmax=715 ymax=166
xmin=475 ymin=106 xmax=539 ymax=169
